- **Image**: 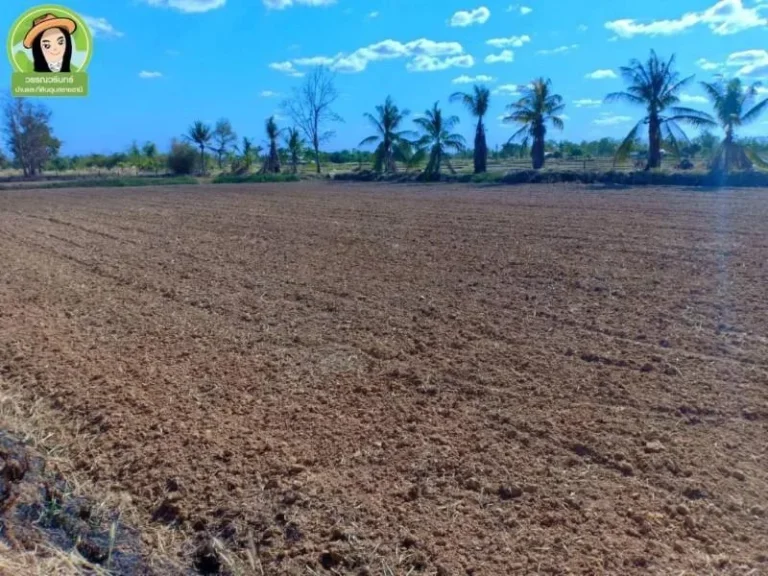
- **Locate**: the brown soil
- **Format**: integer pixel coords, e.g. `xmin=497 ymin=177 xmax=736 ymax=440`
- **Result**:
xmin=0 ymin=182 xmax=766 ymax=575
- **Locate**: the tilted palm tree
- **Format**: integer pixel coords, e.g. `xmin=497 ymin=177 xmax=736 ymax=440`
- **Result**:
xmin=606 ymin=50 xmax=714 ymax=170
xmin=450 ymin=85 xmax=490 ymax=174
xmin=503 ymin=78 xmax=565 ymax=169
xmin=359 ymin=96 xmax=415 ymax=174
xmin=185 ymin=121 xmax=212 ymax=174
xmin=414 ymin=102 xmax=466 ymax=178
xmin=261 ymin=116 xmax=282 ymax=174
xmin=285 ymin=128 xmax=305 ymax=174
xmin=701 ymin=77 xmax=768 ymax=172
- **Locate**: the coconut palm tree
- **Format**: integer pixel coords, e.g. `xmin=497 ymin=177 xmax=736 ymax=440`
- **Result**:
xmin=261 ymin=116 xmax=282 ymax=174
xmin=413 ymin=102 xmax=466 ymax=178
xmin=359 ymin=96 xmax=415 ymax=174
xmin=605 ymin=50 xmax=714 ymax=170
xmin=701 ymin=77 xmax=768 ymax=172
xmin=450 ymin=85 xmax=491 ymax=174
xmin=503 ymin=78 xmax=565 ymax=169
xmin=185 ymin=121 xmax=212 ymax=174
xmin=285 ymin=128 xmax=305 ymax=174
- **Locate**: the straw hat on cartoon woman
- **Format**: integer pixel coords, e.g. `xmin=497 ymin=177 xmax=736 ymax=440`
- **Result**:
xmin=23 ymin=13 xmax=77 ymax=73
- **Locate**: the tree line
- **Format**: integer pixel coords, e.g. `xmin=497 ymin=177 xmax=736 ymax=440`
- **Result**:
xmin=2 ymin=50 xmax=767 ymax=179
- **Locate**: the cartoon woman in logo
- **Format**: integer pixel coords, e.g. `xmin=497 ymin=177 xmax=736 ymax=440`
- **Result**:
xmin=22 ymin=13 xmax=77 ymax=73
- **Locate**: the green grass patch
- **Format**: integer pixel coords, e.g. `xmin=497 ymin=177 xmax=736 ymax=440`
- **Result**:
xmin=212 ymin=173 xmax=301 ymax=184
xmin=0 ymin=176 xmax=198 ymax=190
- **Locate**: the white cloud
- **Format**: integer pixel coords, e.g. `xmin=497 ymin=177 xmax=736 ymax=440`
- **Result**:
xmin=166 ymin=49 xmax=181 ymax=56
xmin=574 ymin=98 xmax=602 ymax=107
xmin=594 ymin=114 xmax=632 ymax=126
xmin=756 ymin=86 xmax=768 ymax=95
xmin=486 ymin=35 xmax=531 ymax=48
xmin=143 ymin=0 xmax=226 ymax=12
xmin=452 ymin=74 xmax=496 ymax=84
xmin=605 ymin=0 xmax=767 ymax=38
xmin=82 ymin=16 xmax=123 ymax=38
xmin=492 ymin=83 xmax=522 ymax=95
xmin=268 ymin=61 xmax=305 ymax=77
xmin=696 ymin=57 xmax=722 ymax=71
xmin=406 ymin=54 xmax=474 ymax=72
xmin=367 ymin=11 xmax=379 ymax=18
xmin=262 ymin=0 xmax=336 ymax=8
xmin=558 ymin=114 xmax=570 ymax=120
xmin=578 ymin=24 xmax=588 ymax=32
xmin=449 ymin=6 xmax=491 ymax=27
xmin=726 ymin=49 xmax=768 ymax=76
xmin=679 ymin=93 xmax=708 ymax=103
xmin=272 ymin=38 xmax=474 ymax=74
xmin=585 ymin=69 xmax=617 ymax=79
xmin=537 ymin=44 xmax=579 ymax=55
xmin=485 ymin=49 xmax=514 ymax=64
xmin=520 ymin=6 xmax=532 ymax=15
xmin=139 ymin=70 xmax=162 ymax=78
xmin=260 ymin=90 xmax=281 ymax=97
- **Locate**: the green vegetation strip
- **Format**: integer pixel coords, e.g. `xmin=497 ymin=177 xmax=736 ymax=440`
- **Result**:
xmin=0 ymin=176 xmax=198 ymax=190
xmin=212 ymin=173 xmax=301 ymax=184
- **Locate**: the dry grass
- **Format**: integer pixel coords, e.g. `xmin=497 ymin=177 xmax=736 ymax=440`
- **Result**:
xmin=0 ymin=384 xmax=195 ymax=575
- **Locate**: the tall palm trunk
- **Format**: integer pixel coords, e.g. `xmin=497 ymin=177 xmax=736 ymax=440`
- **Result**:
xmin=262 ymin=140 xmax=281 ymax=173
xmin=474 ymin=118 xmax=487 ymax=174
xmin=647 ymin=114 xmax=662 ymax=170
xmin=531 ymin=125 xmax=545 ymax=169
xmin=199 ymin=145 xmax=205 ymax=174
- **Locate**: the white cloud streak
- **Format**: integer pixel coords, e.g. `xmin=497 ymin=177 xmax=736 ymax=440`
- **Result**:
xmin=486 ymin=35 xmax=530 ymax=48
xmin=143 ymin=0 xmax=226 ymax=12
xmin=82 ymin=16 xmax=124 ymax=38
xmin=605 ymin=0 xmax=767 ymax=38
xmin=270 ymin=38 xmax=475 ymax=74
xmin=585 ymin=69 xmax=618 ymax=79
xmin=485 ymin=49 xmax=514 ymax=64
xmin=449 ymin=6 xmax=491 ymax=27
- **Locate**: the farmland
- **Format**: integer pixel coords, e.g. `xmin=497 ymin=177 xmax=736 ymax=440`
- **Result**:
xmin=0 ymin=182 xmax=767 ymax=575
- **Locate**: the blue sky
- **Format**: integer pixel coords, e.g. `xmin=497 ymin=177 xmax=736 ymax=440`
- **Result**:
xmin=2 ymin=0 xmax=767 ymax=155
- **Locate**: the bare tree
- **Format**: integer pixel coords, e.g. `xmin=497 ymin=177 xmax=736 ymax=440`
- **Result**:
xmin=212 ymin=118 xmax=237 ymax=169
xmin=3 ymin=97 xmax=61 ymax=177
xmin=281 ymin=66 xmax=343 ymax=174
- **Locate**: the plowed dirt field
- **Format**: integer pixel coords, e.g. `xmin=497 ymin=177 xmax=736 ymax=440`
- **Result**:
xmin=0 ymin=182 xmax=766 ymax=575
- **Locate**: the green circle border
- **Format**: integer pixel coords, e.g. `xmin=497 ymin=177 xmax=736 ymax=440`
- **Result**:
xmin=7 ymin=4 xmax=93 ymax=73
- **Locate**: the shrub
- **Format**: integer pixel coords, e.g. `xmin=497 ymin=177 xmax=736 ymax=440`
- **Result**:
xmin=167 ymin=140 xmax=198 ymax=175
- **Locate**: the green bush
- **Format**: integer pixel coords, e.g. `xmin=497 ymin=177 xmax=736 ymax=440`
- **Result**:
xmin=167 ymin=140 xmax=198 ymax=175
xmin=212 ymin=173 xmax=300 ymax=184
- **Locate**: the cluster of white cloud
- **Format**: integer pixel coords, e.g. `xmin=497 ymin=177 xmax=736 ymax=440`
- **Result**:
xmin=83 ymin=16 xmax=124 ymax=38
xmin=594 ymin=113 xmax=632 ymax=126
xmin=605 ymin=0 xmax=767 ymax=38
xmin=142 ymin=0 xmax=226 ymax=12
xmin=537 ymin=44 xmax=579 ymax=55
xmin=262 ymin=0 xmax=336 ymax=8
xmin=139 ymin=71 xmax=163 ymax=79
xmin=585 ymin=69 xmax=617 ymax=80
xmin=449 ymin=6 xmax=491 ymax=27
xmin=486 ymin=35 xmax=531 ymax=48
xmin=492 ymin=84 xmax=522 ymax=96
xmin=574 ymin=98 xmax=602 ymax=107
xmin=142 ymin=0 xmax=339 ymax=11
xmin=506 ymin=4 xmax=533 ymax=15
xmin=270 ymin=38 xmax=476 ymax=75
xmin=696 ymin=50 xmax=768 ymax=77
xmin=485 ymin=50 xmax=515 ymax=64
xmin=452 ymin=74 xmax=496 ymax=84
